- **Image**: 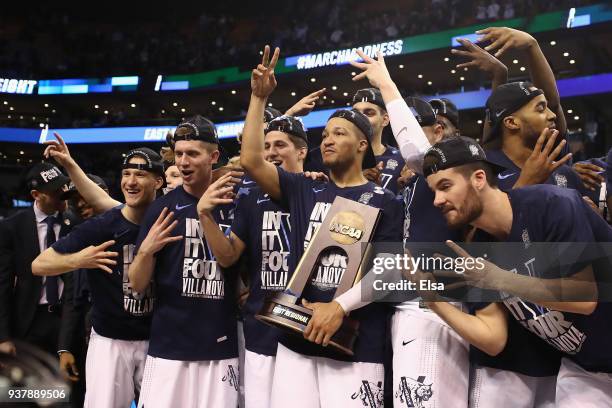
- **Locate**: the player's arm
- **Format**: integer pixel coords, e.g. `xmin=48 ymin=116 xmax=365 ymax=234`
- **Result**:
xmin=477 ymin=27 xmax=567 ymax=136
xmin=44 ymin=132 xmax=120 ymax=213
xmin=427 ymin=302 xmax=508 ymax=356
xmin=350 ymin=50 xmax=430 ymax=173
xmin=197 ymin=172 xmax=246 ymax=268
xmin=240 ymin=45 xmax=282 ymax=201
xmin=129 ymin=208 xmax=182 ymax=292
xmin=32 ymin=241 xmax=118 ymax=276
xmin=443 ymin=241 xmax=598 ymax=315
xmin=285 ymin=88 xmax=326 ymax=117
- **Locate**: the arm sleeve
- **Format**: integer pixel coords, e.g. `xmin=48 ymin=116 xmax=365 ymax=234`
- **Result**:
xmin=275 ymin=166 xmax=313 ymax=210
xmin=386 ymin=98 xmax=432 ymax=174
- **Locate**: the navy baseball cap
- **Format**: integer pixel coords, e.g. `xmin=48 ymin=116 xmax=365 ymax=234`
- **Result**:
xmin=430 ymin=98 xmax=459 ymax=128
xmin=62 ymin=173 xmax=108 ymax=199
xmin=173 ymin=115 xmax=219 ymax=145
xmin=265 ymin=115 xmax=308 ymax=142
xmin=423 ymin=136 xmax=505 ymax=178
xmin=328 ymin=109 xmax=377 ymax=169
xmin=264 ymin=107 xmax=283 ymax=123
xmin=26 ymin=163 xmax=70 ymax=193
xmin=352 ymin=88 xmax=386 ymax=111
xmin=405 ymin=97 xmax=437 ymax=127
xmin=122 ymin=147 xmax=165 ymax=176
xmin=485 ymin=82 xmax=544 ymax=141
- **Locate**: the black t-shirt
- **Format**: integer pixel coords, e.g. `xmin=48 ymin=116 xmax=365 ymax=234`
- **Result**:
xmin=53 ymin=206 xmax=152 ymax=340
xmin=231 ymin=186 xmax=289 ymax=356
xmin=135 ymin=186 xmax=238 ymax=361
xmin=276 ymin=167 xmax=403 ymax=363
xmin=474 ymin=185 xmax=612 ymax=373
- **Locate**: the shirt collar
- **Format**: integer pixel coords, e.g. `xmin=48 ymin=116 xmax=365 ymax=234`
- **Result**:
xmin=33 ymin=201 xmax=59 ymax=223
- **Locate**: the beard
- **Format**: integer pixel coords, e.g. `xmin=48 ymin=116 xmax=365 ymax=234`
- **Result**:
xmin=444 ymin=185 xmax=483 ymax=228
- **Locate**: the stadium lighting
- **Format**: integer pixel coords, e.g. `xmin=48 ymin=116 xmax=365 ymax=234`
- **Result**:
xmin=563 ymin=52 xmax=569 ymax=57
xmin=52 ymin=109 xmax=56 ymax=113
xmin=94 ymin=105 xmax=99 ymax=109
xmin=351 ymin=72 xmax=356 ymax=76
xmin=332 ymin=86 xmax=338 ymax=90
xmin=161 ymin=109 xmax=165 ymax=114
xmin=19 ymin=151 xmax=24 ymax=155
xmin=567 ymin=109 xmax=573 ymax=113
xmin=181 ymin=108 xmax=186 ymax=112
xmin=444 ymin=57 xmax=449 ymax=62
xmin=9 ymin=107 xmax=14 ymax=111
xmin=291 ymin=91 xmax=296 ymax=96
xmin=231 ymin=90 xmax=237 ymax=94
xmin=172 ymin=102 xmax=178 ymax=106
xmin=417 ymin=74 xmax=423 ymax=78
xmin=310 ymin=78 xmax=316 ymax=82
xmin=520 ymin=67 xmax=526 ymax=71
xmin=211 ymin=101 xmax=216 ymax=105
xmin=513 ymin=59 xmax=518 ymax=64
xmin=130 ymin=103 xmax=136 ymax=108
xmin=343 ymin=92 xmax=348 ymax=96
xmin=331 ymin=99 xmax=335 ymax=104
xmin=39 ymin=123 xmax=45 ymax=128
xmin=570 ymin=59 xmax=575 ymax=64
xmin=104 ymin=110 xmax=109 ymax=114
xmin=550 ymin=41 xmax=557 ymax=46
xmin=574 ymin=115 xmax=580 ymax=120
xmin=399 ymin=64 xmax=404 ymax=69
xmin=2 ymin=101 xmax=6 ymax=105
xmin=268 ymin=103 xmax=273 ymax=107
xmin=427 ymin=81 xmax=432 ymax=85
xmin=32 ymin=116 xmax=36 ymax=120
xmin=477 ymin=120 xmax=483 ymax=124
xmin=323 ymin=95 xmax=327 ymax=100
xmin=460 ymin=76 xmax=465 ymax=81
xmin=451 ymin=69 xmax=456 ymax=74
xmin=219 ymin=107 xmax=224 ymax=111
xmin=44 ymin=103 xmax=49 ymax=107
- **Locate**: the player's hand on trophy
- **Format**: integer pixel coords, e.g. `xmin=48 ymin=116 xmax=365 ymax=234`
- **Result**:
xmin=397 ymin=164 xmax=416 ymax=190
xmin=138 ymin=207 xmax=182 ymax=256
xmin=363 ymin=161 xmax=384 ymax=185
xmin=302 ymin=299 xmax=346 ymax=347
xmin=43 ymin=132 xmax=76 ymax=168
xmin=350 ymin=50 xmax=393 ymax=89
xmin=59 ymin=351 xmax=79 ymax=382
xmin=286 ymin=88 xmax=326 ymax=117
xmin=476 ymin=26 xmax=537 ymax=58
xmin=198 ymin=171 xmax=242 ymax=215
xmin=251 ymin=45 xmax=280 ymax=98
xmin=73 ymin=240 xmax=118 ymax=274
xmin=451 ymin=38 xmax=508 ymax=80
xmin=514 ymin=128 xmax=572 ymax=188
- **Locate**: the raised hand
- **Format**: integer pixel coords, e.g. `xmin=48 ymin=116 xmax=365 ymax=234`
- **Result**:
xmin=476 ymin=26 xmax=537 ymax=58
xmin=43 ymin=132 xmax=75 ymax=167
xmin=397 ymin=164 xmax=416 ymax=190
xmin=197 ymin=171 xmax=243 ymax=215
xmin=514 ymin=128 xmax=572 ymax=188
xmin=349 ymin=50 xmax=393 ymax=89
xmin=138 ymin=208 xmax=182 ymax=256
xmin=286 ymin=88 xmax=326 ymax=117
xmin=303 ymin=171 xmax=329 ymax=182
xmin=251 ymin=45 xmax=280 ymax=98
xmin=74 ymin=240 xmax=118 ymax=274
xmin=451 ymin=38 xmax=508 ymax=79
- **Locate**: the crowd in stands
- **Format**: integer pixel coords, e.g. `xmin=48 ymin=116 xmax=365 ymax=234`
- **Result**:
xmin=0 ymin=0 xmax=594 ymax=78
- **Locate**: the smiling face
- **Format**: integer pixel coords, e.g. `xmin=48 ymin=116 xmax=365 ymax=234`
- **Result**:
xmin=121 ymin=156 xmax=163 ymax=209
xmin=264 ymin=131 xmax=306 ymax=173
xmin=164 ymin=165 xmax=182 ymax=191
xmin=174 ymin=140 xmax=219 ymax=194
xmin=321 ymin=117 xmax=368 ymax=170
xmin=504 ymin=94 xmax=557 ymax=148
xmin=426 ymin=166 xmax=484 ymax=228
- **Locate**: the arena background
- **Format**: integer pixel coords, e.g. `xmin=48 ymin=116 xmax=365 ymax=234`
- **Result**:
xmin=1 ymin=0 xmax=611 ymax=216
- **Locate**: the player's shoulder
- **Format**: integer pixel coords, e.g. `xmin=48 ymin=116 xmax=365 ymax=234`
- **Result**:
xmin=360 ymin=182 xmax=398 ymax=208
xmin=511 ymin=184 xmax=582 ymax=215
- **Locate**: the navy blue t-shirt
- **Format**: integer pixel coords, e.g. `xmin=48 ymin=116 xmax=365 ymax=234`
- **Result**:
xmin=53 ymin=206 xmax=153 ymax=341
xmin=231 ymin=186 xmax=290 ymax=356
xmin=487 ymin=149 xmax=587 ymax=194
xmin=476 ymin=185 xmax=612 ymax=373
xmin=304 ymin=145 xmax=406 ymax=195
xmin=136 ymin=185 xmax=238 ymax=361
xmin=276 ymin=167 xmax=404 ymax=364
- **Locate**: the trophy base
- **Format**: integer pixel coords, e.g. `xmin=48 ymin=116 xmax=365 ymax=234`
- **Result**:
xmin=255 ymin=292 xmax=359 ymax=356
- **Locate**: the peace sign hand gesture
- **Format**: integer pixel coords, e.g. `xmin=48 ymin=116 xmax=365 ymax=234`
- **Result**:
xmin=251 ymin=45 xmax=280 ymax=98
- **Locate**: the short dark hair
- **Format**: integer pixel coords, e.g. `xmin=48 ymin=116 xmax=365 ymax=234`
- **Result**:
xmin=287 ymin=134 xmax=308 ymax=150
xmin=455 ymin=162 xmax=498 ymax=188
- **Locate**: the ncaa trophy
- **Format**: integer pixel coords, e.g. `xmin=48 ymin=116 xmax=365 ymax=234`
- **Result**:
xmin=256 ymin=196 xmax=381 ymax=355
